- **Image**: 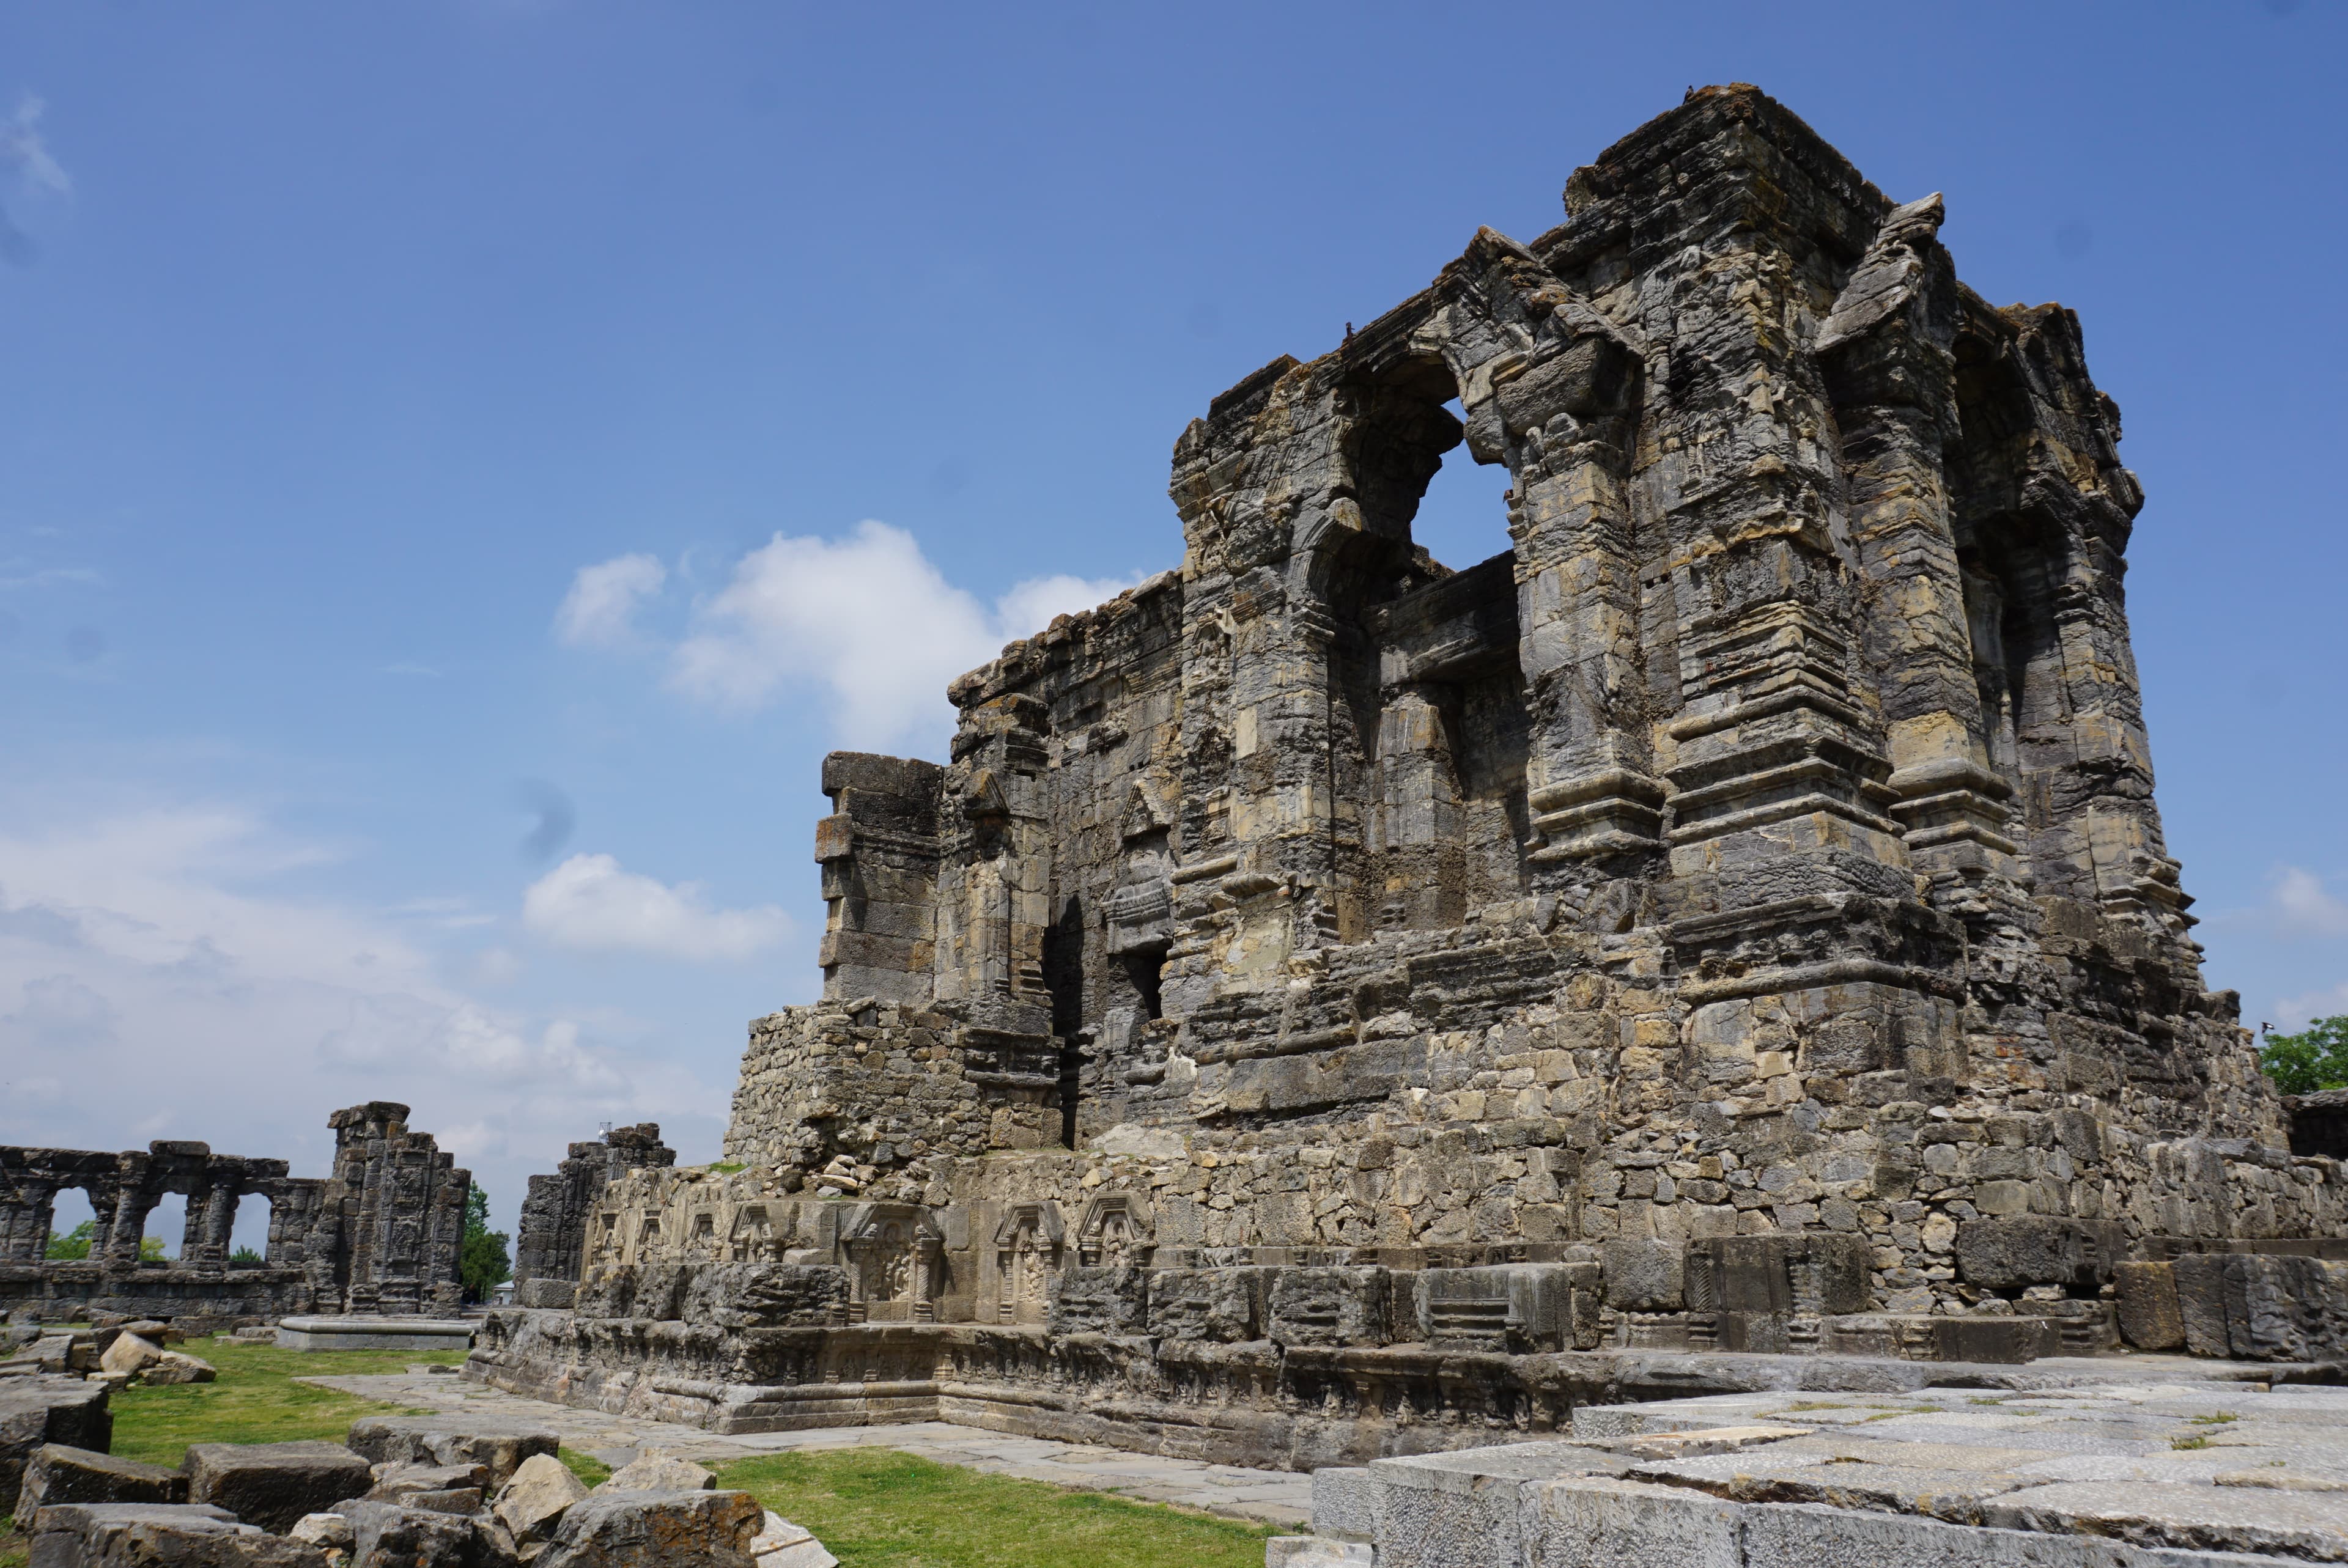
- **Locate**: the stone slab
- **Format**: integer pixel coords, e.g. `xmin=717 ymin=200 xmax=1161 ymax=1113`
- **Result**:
xmin=275 ymin=1316 xmax=475 ymax=1353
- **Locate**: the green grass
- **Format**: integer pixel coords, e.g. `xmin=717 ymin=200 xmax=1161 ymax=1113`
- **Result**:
xmin=107 ymin=1336 xmax=463 ymax=1468
xmin=558 ymin=1447 xmax=613 ymax=1487
xmin=2 ymin=1341 xmax=1282 ymax=1568
xmin=713 ymin=1449 xmax=1279 ymax=1568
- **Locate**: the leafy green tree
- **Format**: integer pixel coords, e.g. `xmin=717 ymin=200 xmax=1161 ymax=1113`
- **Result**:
xmin=43 ymin=1223 xmax=166 ymax=1261
xmin=459 ymin=1184 xmax=511 ymax=1303
xmin=2259 ymin=1016 xmax=2348 ymax=1095
xmin=231 ymin=1245 xmax=265 ymax=1265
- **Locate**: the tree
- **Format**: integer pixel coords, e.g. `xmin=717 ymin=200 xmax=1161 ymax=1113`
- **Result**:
xmin=2259 ymin=1016 xmax=2348 ymax=1095
xmin=231 ymin=1245 xmax=265 ymax=1265
xmin=459 ymin=1184 xmax=511 ymax=1304
xmin=43 ymin=1224 xmax=165 ymax=1261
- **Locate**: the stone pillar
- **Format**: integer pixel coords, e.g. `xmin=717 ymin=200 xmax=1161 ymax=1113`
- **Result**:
xmin=816 ymin=753 xmax=945 ymax=1003
xmin=0 ymin=1179 xmax=56 ymax=1262
xmin=1815 ymin=193 xmax=2020 ymax=901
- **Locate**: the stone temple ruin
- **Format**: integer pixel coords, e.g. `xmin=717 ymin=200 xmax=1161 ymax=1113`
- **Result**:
xmin=469 ymin=84 xmax=2348 ymax=1474
xmin=0 ymin=1102 xmax=470 ymax=1328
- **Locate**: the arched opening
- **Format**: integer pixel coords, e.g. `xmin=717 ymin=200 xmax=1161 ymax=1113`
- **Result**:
xmin=1408 ymin=398 xmax=1516 ymax=572
xmin=231 ymin=1192 xmax=272 ymax=1267
xmin=144 ymin=1192 xmax=187 ymax=1261
xmin=43 ymin=1187 xmax=96 ymax=1259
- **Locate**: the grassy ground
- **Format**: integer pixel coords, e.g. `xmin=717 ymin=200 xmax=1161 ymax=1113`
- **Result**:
xmin=715 ymin=1449 xmax=1279 ymax=1568
xmin=106 ymin=1337 xmax=466 ymax=1468
xmin=2 ymin=1339 xmax=1282 ymax=1568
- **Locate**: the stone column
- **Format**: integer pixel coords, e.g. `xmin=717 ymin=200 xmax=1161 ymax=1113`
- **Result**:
xmin=1371 ymin=686 xmax=1468 ymax=929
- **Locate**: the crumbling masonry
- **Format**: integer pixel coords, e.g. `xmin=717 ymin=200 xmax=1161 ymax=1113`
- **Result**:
xmin=472 ymin=86 xmax=2348 ymax=1470
xmin=1 ymin=1102 xmax=470 ymax=1326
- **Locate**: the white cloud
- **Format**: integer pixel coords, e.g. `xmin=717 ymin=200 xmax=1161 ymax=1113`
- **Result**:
xmin=0 ymin=97 xmax=68 ymax=197
xmin=522 ymin=852 xmax=790 ymax=962
xmin=2269 ymin=866 xmax=2348 ymax=939
xmin=555 ymin=553 xmax=666 ymax=648
xmin=2273 ymin=982 xmax=2348 ymax=1033
xmin=662 ymin=520 xmax=1139 ymax=749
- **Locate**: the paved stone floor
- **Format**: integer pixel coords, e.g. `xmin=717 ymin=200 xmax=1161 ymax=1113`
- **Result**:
xmin=306 ymin=1369 xmax=1313 ymax=1526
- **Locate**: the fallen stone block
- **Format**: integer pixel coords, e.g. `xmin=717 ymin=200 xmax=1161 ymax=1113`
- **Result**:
xmin=1520 ymin=1475 xmax=1744 ymax=1568
xmin=534 ymin=1488 xmax=765 ymax=1568
xmin=367 ymin=1460 xmax=493 ymax=1501
xmin=96 ymin=1335 xmax=162 ymax=1380
xmin=289 ymin=1512 xmax=355 ymax=1551
xmin=597 ymin=1451 xmax=717 ymax=1492
xmin=183 ymin=1440 xmax=375 ymax=1534
xmin=18 ymin=1443 xmax=187 ymax=1514
xmin=26 ymin=1501 xmax=327 ymax=1566
xmin=347 ymin=1414 xmax=560 ymax=1487
xmin=493 ymin=1451 xmax=591 ymax=1547
xmin=0 ymin=1374 xmax=113 ymax=1517
xmin=338 ymin=1498 xmax=484 ymax=1568
xmin=750 ymin=1509 xmax=838 ymax=1568
xmin=139 ymin=1350 xmax=219 ymax=1386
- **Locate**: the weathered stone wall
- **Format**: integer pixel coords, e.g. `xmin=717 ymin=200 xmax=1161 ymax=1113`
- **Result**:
xmin=0 ymin=1102 xmax=470 ymax=1323
xmin=514 ymin=1122 xmax=676 ymax=1300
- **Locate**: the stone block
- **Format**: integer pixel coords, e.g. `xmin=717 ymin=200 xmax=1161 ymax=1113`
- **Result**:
xmin=338 ymin=1499 xmax=482 ymax=1568
xmin=534 ymin=1488 xmax=765 ymax=1568
xmin=2171 ymin=1252 xmax=2348 ymax=1361
xmin=18 ymin=1445 xmax=186 ymax=1514
xmin=678 ymin=1264 xmax=849 ymax=1329
xmin=1268 ymin=1268 xmax=1397 ymax=1348
xmin=1604 ymin=1240 xmax=1685 ymax=1312
xmin=516 ymin=1278 xmax=578 ymax=1309
xmin=0 ymin=1376 xmax=114 ymax=1518
xmin=1520 ymin=1475 xmax=1744 ymax=1568
xmin=1984 ymin=1479 xmax=2348 ymax=1560
xmin=1417 ymin=1265 xmax=1590 ymax=1352
xmin=366 ymin=1461 xmax=491 ymax=1501
xmin=749 ymin=1510 xmax=838 ymax=1568
xmin=24 ymin=1502 xmax=325 ymax=1566
xmin=1742 ymin=1500 xmax=2107 ymax=1568
xmin=141 ymin=1350 xmax=218 ymax=1386
xmin=1049 ymin=1265 xmax=1149 ymax=1335
xmin=346 ymin=1415 xmax=561 ymax=1487
xmin=182 ymin=1441 xmax=375 ymax=1534
xmin=1145 ymin=1267 xmax=1269 ymax=1342
xmin=599 ymin=1452 xmax=716 ymax=1493
xmin=1264 ymin=1540 xmax=1374 ymax=1566
xmin=494 ymin=1452 xmax=590 ymax=1547
xmin=1955 ymin=1217 xmax=2123 ymax=1292
xmin=97 ymin=1335 xmax=161 ymax=1380
xmin=2115 ymin=1262 xmax=2185 ymax=1351
xmin=1368 ymin=1442 xmax=1630 ymax=1568
xmin=1687 ymin=1234 xmax=1870 ymax=1317
xmin=1310 ymin=1466 xmax=1375 ymax=1542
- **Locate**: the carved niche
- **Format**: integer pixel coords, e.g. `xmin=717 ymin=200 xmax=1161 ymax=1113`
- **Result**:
xmin=841 ymin=1203 xmax=945 ymax=1322
xmin=1075 ymin=1193 xmax=1155 ymax=1267
xmin=992 ymin=1201 xmax=1066 ymax=1324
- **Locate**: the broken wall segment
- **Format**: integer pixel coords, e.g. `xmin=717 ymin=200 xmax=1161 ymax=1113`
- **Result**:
xmin=513 ymin=1123 xmax=676 ymax=1308
xmin=0 ymin=1103 xmax=470 ymax=1327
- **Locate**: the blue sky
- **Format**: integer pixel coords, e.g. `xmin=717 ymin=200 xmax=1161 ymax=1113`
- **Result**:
xmin=2 ymin=2 xmax=2342 ymax=1248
